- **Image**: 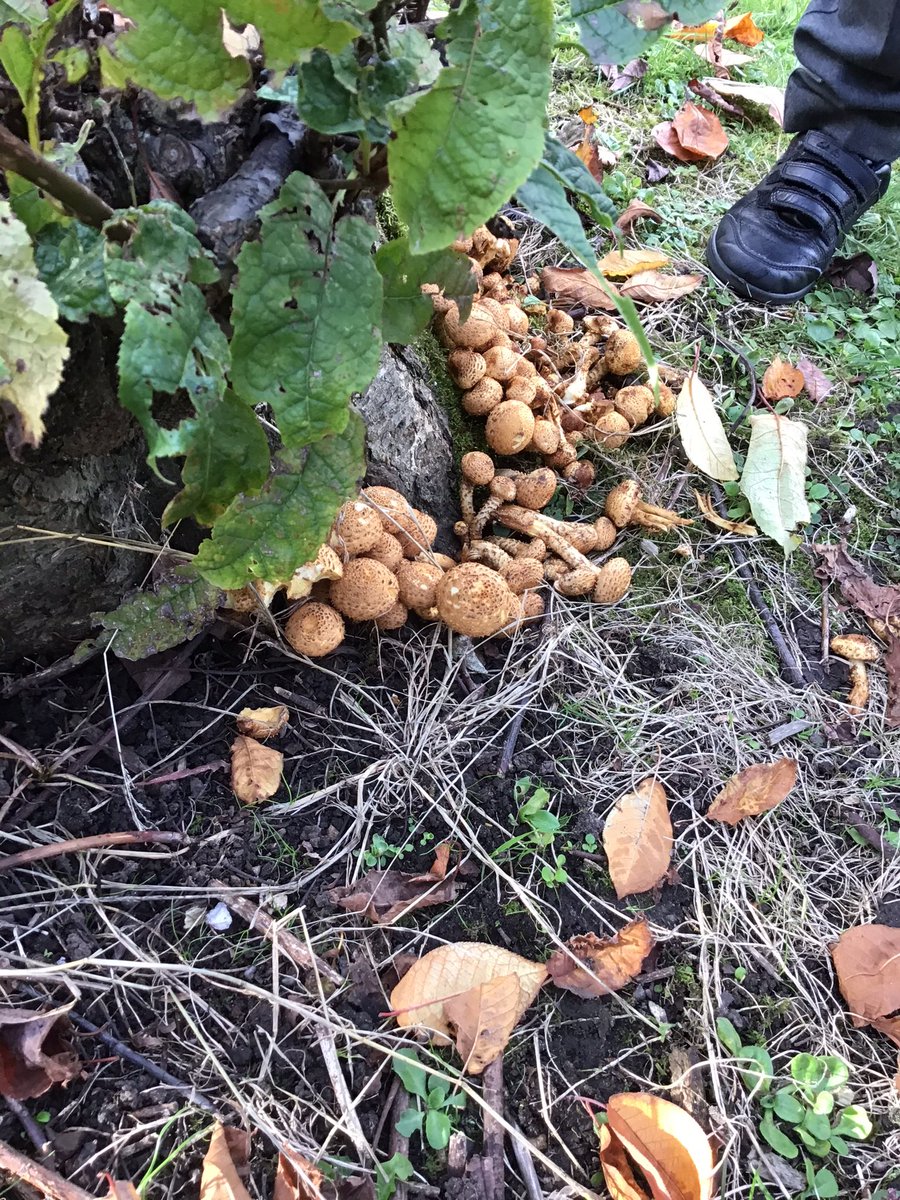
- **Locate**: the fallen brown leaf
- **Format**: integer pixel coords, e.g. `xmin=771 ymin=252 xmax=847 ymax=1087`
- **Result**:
xmin=706 ymin=758 xmax=798 ymax=825
xmin=651 ymin=120 xmax=707 ymax=164
xmin=325 ymin=847 xmax=459 ymax=924
xmin=0 ymin=1005 xmax=80 ymax=1100
xmin=236 ymin=705 xmax=288 ymax=739
xmin=615 ymin=200 xmax=663 ymax=232
xmin=762 ymin=356 xmax=804 ymax=401
xmin=603 ymin=778 xmax=673 ymax=899
xmin=619 ymin=270 xmax=703 ymax=303
xmin=796 ymin=357 xmax=834 ymax=402
xmin=692 ymin=42 xmax=753 ymax=67
xmin=672 ymin=102 xmax=728 ymax=160
xmin=599 ymin=248 xmax=670 ymax=279
xmin=274 ymin=1149 xmax=326 ymax=1200
xmin=824 ymin=252 xmax=878 ymax=295
xmin=606 ymin=1093 xmax=716 ymax=1200
xmin=607 ymin=57 xmax=648 ymax=93
xmin=547 ymin=918 xmax=653 ymax=998
xmin=699 ymin=77 xmax=785 ymax=126
xmin=444 ymin=974 xmax=523 ymax=1074
xmin=831 ymin=924 xmax=900 ymax=1046
xmin=724 ymin=12 xmax=764 ymax=46
xmin=575 ymin=129 xmax=618 ymax=182
xmin=694 ymin=490 xmax=757 ymax=536
xmin=541 ymin=265 xmax=620 ymax=311
xmin=599 ymin=1124 xmax=650 ymax=1200
xmin=230 ymin=735 xmax=283 ymax=805
xmin=200 ymin=1124 xmax=252 ymax=1200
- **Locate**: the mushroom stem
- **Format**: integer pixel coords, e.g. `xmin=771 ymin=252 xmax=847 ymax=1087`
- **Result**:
xmin=632 ymin=502 xmax=693 ymax=532
xmin=495 ymin=505 xmax=595 ymax=574
xmin=463 ymin=540 xmax=512 ymax=571
xmin=460 ymin=479 xmax=477 ymax=531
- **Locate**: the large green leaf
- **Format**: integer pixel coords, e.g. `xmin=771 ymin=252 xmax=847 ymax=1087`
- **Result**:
xmin=0 ymin=22 xmax=33 ymax=104
xmin=389 ymin=0 xmax=554 ymax=253
xmin=539 ymin=135 xmax=616 ymax=226
xmin=225 ymin=0 xmax=358 ymax=70
xmin=97 ymin=565 xmax=223 ymax=659
xmin=193 ymin=414 xmax=366 ymax=589
xmin=739 ymin=413 xmax=810 ymax=553
xmin=375 ymin=236 xmax=476 ymax=343
xmin=0 ymin=0 xmax=46 ymax=26
xmin=104 ymin=202 xmax=218 ymax=308
xmin=570 ymin=0 xmax=719 ymax=65
xmin=229 ymin=173 xmax=382 ymax=447
xmin=35 ymin=223 xmax=115 ymax=321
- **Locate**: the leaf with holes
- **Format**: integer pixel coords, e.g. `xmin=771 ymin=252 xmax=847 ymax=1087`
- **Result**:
xmin=326 ymin=847 xmax=459 ymax=924
xmin=547 ymin=918 xmax=653 ymax=997
xmin=231 ymin=735 xmax=283 ymax=805
xmin=96 ymin=566 xmax=224 ymax=660
xmin=604 ymin=1093 xmax=716 ymax=1200
xmin=34 ymin=223 xmax=115 ymax=322
xmin=375 ymin=236 xmax=476 ymax=344
xmin=706 ymin=758 xmax=798 ymax=825
xmin=739 ymin=412 xmax=810 ymax=552
xmin=675 ymin=371 xmax=739 ymax=481
xmin=603 ymin=778 xmax=673 ymax=899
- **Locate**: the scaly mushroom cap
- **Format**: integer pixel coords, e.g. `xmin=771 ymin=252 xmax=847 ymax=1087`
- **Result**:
xmin=563 ymin=524 xmax=599 ymax=554
xmin=830 ymin=634 xmax=881 ymax=663
xmin=514 ymin=356 xmax=537 ymax=378
xmin=435 ymin=563 xmax=514 ymax=636
xmin=284 ymin=602 xmax=345 ymax=657
xmin=583 ymin=314 xmax=620 ymax=338
xmin=483 ymin=345 xmax=519 ymax=382
xmin=516 ymin=468 xmax=557 ymax=511
xmin=442 ymin=302 xmax=498 ymax=350
xmin=594 ymin=411 xmax=630 ymax=450
xmin=604 ymin=330 xmax=642 ymax=376
xmin=471 ymin=225 xmax=498 ymax=265
xmin=563 ymin=460 xmax=595 ymax=490
xmin=329 ymin=558 xmax=399 ymax=620
xmin=543 ymin=556 xmax=569 ymax=583
xmin=224 ymin=581 xmax=278 ymax=612
xmin=330 ymin=500 xmax=383 ymax=556
xmin=448 ymin=349 xmax=487 ymax=390
xmin=396 ymin=560 xmax=444 ymax=610
xmin=546 ymin=308 xmax=575 ymax=335
xmin=365 ymin=531 xmax=404 ymax=573
xmin=613 ymin=385 xmax=655 ymax=429
xmin=362 ymin=486 xmax=412 ymax=532
xmin=490 ymin=475 xmax=518 ymax=503
xmin=592 ymin=557 xmax=632 ymax=604
xmin=593 ymin=516 xmax=617 ymax=552
xmin=544 ymin=440 xmax=578 ymax=469
xmin=396 ymin=509 xmax=438 ymax=558
xmin=481 ymin=271 xmax=507 ymax=300
xmin=504 ymin=305 xmax=530 ymax=336
xmin=655 ymin=383 xmax=676 ymax=417
xmin=287 ymin=544 xmax=344 ymax=600
xmin=502 ymin=557 xmax=544 ymax=594
xmin=375 ymin=601 xmax=409 ymax=631
xmin=555 ymin=566 xmax=599 ymax=597
xmin=461 ymin=450 xmax=495 ymax=487
xmin=478 ymin=297 xmax=510 ymax=332
xmin=505 ymin=375 xmax=538 ymax=407
xmin=605 ymin=479 xmax=641 ymax=528
xmin=486 ymin=400 xmax=535 ymax=456
xmin=521 ymin=591 xmax=545 ymax=621
xmin=462 ymin=377 xmax=504 ymax=416
xmin=529 ymin=420 xmax=560 ymax=456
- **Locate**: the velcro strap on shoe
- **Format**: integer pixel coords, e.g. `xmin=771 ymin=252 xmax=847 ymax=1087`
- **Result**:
xmin=779 ymin=162 xmax=860 ymax=215
xmin=768 ymin=188 xmax=838 ymax=236
xmin=794 ymin=131 xmax=882 ymax=202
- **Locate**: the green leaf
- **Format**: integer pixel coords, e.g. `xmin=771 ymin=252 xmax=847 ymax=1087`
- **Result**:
xmin=810 ymin=1168 xmax=839 ymax=1199
xmin=230 ymin=173 xmax=382 ymax=447
xmin=295 ymin=48 xmax=365 ymax=134
xmin=375 ymin=1153 xmax=413 ymax=1200
xmin=738 ymin=1046 xmax=774 ymax=1094
xmin=34 ymin=223 xmax=115 ymax=321
xmin=225 ymin=0 xmax=358 ymax=70
xmin=49 ymin=43 xmax=88 ymax=83
xmin=96 ymin=565 xmax=223 ymax=659
xmin=162 ymin=391 xmax=270 ymax=527
xmin=524 ymin=809 xmax=560 ymax=833
xmin=375 ymin=236 xmax=476 ymax=344
xmin=424 ymin=1108 xmax=452 ymax=1151
xmin=812 ymin=1090 xmax=835 ymax=1116
xmin=538 ymin=134 xmax=616 ymax=226
xmin=833 ymin=1104 xmax=872 ymax=1141
xmin=759 ymin=1113 xmax=798 ymax=1160
xmin=0 ymin=0 xmax=46 ymax=27
xmin=795 ymin=1125 xmax=830 ymax=1157
xmin=828 ymin=1134 xmax=849 ymax=1157
xmin=446 ymin=1092 xmax=467 ymax=1110
xmin=739 ymin=413 xmax=811 ymax=553
xmin=772 ymin=1089 xmax=805 ymax=1124
xmin=715 ymin=1017 xmax=744 ymax=1058
xmin=801 ymin=1112 xmax=833 ymax=1142
xmin=427 ymin=1085 xmax=449 ymax=1107
xmin=193 ymin=414 xmax=366 ymax=589
xmin=570 ymin=0 xmax=718 ymax=66
xmin=392 ymin=1050 xmax=429 ymax=1099
xmin=104 ymin=202 xmax=217 ymax=308
xmin=394 ymin=1109 xmax=424 ymax=1137
xmin=518 ymin=164 xmax=599 ymax=270
xmin=389 ymin=0 xmax=554 ymax=252
xmin=0 ymin=22 xmax=34 ymax=106
xmin=0 ymin=199 xmax=68 ymax=454
xmin=790 ymin=1054 xmax=848 ymax=1093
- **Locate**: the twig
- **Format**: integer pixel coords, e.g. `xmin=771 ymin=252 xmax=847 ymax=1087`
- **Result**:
xmin=387 ymin=1083 xmax=410 ymax=1200
xmin=0 ymin=831 xmax=187 ymax=872
xmin=498 ymin=607 xmax=551 ymax=775
xmin=481 ymin=1055 xmax=505 ymax=1200
xmin=506 ymin=1118 xmax=543 ymax=1200
xmin=211 ymin=880 xmax=344 ymax=986
xmin=312 ymin=1024 xmax=371 ymax=1159
xmin=820 ymin=583 xmax=831 ymax=663
xmin=846 ymin=814 xmax=898 ymax=858
xmin=0 ymin=1137 xmax=97 ymax=1200
xmin=766 ymin=718 xmax=813 ymax=747
xmin=136 ymin=761 xmax=226 ymax=788
xmin=568 ymin=849 xmax=606 ymax=866
xmin=3 ymin=1100 xmax=52 ymax=1160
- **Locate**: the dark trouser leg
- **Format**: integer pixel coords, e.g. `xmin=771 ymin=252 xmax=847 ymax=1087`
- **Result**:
xmin=784 ymin=0 xmax=900 ymax=162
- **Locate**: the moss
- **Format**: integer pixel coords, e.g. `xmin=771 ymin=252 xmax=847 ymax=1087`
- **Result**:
xmin=414 ymin=328 xmax=488 ymax=460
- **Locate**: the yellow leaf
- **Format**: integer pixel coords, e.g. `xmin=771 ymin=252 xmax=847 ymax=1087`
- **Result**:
xmin=706 ymin=759 xmax=798 ymax=825
xmin=668 ymin=20 xmax=718 ymax=41
xmin=235 ymin=705 xmax=289 ymax=739
xmin=603 ymin=778 xmax=673 ymax=899
xmin=599 ymin=1124 xmax=652 ymax=1200
xmin=547 ymin=918 xmax=653 ymax=997
xmin=675 ymin=371 xmax=739 ymax=482
xmin=598 ymin=249 xmax=670 ymax=278
xmin=694 ymin=490 xmax=757 ymax=537
xmin=444 ymin=974 xmax=524 ymax=1074
xmin=273 ymin=1149 xmax=326 ymax=1200
xmin=230 ymin=735 xmax=283 ymax=805
xmin=607 ymin=1093 xmax=716 ymax=1200
xmin=200 ymin=1124 xmax=252 ymax=1200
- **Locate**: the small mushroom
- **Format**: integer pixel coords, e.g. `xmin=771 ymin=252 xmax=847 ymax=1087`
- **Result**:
xmin=515 ymin=468 xmax=557 ymax=511
xmin=555 ymin=565 xmax=598 ymax=597
xmin=593 ymin=516 xmax=617 ymax=552
xmin=654 ymin=383 xmax=676 ymax=417
xmin=365 ymin=531 xmax=404 ymax=573
xmin=472 ymin=475 xmax=518 ymax=538
xmin=330 ymin=558 xmax=399 ymax=621
xmin=592 ymin=557 xmax=632 ymax=604
xmin=442 ymin=302 xmax=498 ymax=350
xmin=479 ymin=297 xmax=510 ymax=332
xmin=563 ymin=460 xmax=595 ymax=491
xmin=505 ymin=375 xmax=538 ymax=407
xmin=375 ymin=601 xmax=409 ymax=631
xmin=486 ymin=400 xmax=535 ymax=456
xmin=613 ymin=385 xmax=655 ymax=429
xmin=284 ymin=602 xmax=345 ymax=657
xmin=362 ymin=486 xmax=414 ymax=531
xmin=521 ymin=591 xmax=545 ymax=621
xmin=847 ymin=663 xmax=870 ymax=715
xmin=396 ymin=560 xmax=444 ymax=611
xmin=604 ymin=330 xmax=642 ymax=376
xmin=543 ymin=439 xmax=578 ymax=469
xmin=460 ymin=450 xmax=496 ymax=531
xmin=604 ymin=480 xmax=693 ymax=533
xmin=464 ymin=539 xmax=512 ymax=572
xmin=546 ymin=308 xmax=575 ymax=335
xmin=448 ymin=349 xmax=487 ymax=390
xmin=224 ymin=580 xmax=278 ymax=612
xmin=504 ymin=305 xmax=530 ymax=336
xmin=529 ymin=419 xmax=560 ymax=456
xmin=594 ymin=411 xmax=631 ymax=450
xmin=286 ymin=544 xmax=344 ymax=600
xmin=483 ymin=345 xmax=519 ymax=383
xmin=435 ymin=562 xmax=515 ymax=636
xmin=395 ymin=509 xmax=438 ymax=558
xmin=462 ymin=377 xmax=504 ymax=416
xmin=830 ymin=634 xmax=881 ymax=662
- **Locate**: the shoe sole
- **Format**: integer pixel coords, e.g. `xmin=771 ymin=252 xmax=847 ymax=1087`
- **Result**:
xmin=706 ymin=227 xmax=816 ymax=307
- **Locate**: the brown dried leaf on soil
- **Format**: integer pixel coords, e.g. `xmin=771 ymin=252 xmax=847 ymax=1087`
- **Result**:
xmin=598 ymin=249 xmax=670 ymax=279
xmin=673 ymin=102 xmax=729 ymax=160
xmin=652 ymin=120 xmax=708 ymax=164
xmin=444 ymin=973 xmax=524 ymax=1074
xmin=547 ymin=918 xmax=653 ymax=998
xmin=236 ymin=705 xmax=289 ymax=739
xmin=603 ymin=778 xmax=673 ymax=899
xmin=824 ymin=252 xmax=878 ymax=295
xmin=325 ymin=845 xmax=459 ymax=924
xmin=619 ymin=270 xmax=703 ymax=303
xmin=698 ymin=77 xmax=784 ymax=126
xmin=692 ymin=42 xmax=753 ymax=68
xmin=796 ymin=357 xmax=834 ymax=402
xmin=0 ymin=1005 xmax=80 ymax=1100
xmin=599 ymin=1124 xmax=651 ymax=1200
xmin=706 ymin=758 xmax=798 ymax=825
xmin=615 ymin=199 xmax=663 ymax=232
xmin=200 ymin=1124 xmax=252 ymax=1200
xmin=541 ymin=265 xmax=620 ymax=311
xmin=575 ymin=128 xmax=618 ymax=182
xmin=694 ymin=490 xmax=757 ymax=536
xmin=604 ymin=1093 xmax=717 ymax=1200
xmin=274 ymin=1149 xmax=326 ymax=1200
xmin=230 ymin=735 xmax=283 ymax=805
xmin=762 ymin=356 xmax=804 ymax=401
xmin=831 ymin=924 xmax=900 ymax=1046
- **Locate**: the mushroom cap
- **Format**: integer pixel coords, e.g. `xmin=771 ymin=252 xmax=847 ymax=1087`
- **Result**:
xmin=613 ymin=385 xmax=655 ymax=429
xmin=655 ymin=383 xmax=676 ymax=417
xmin=330 ymin=500 xmax=383 ymax=556
xmin=362 ymin=486 xmax=413 ymax=531
xmin=516 ymin=468 xmax=557 ymax=511
xmin=224 ymin=581 xmax=278 ymax=612
xmin=435 ymin=562 xmax=514 ymax=636
xmin=486 ymin=401 xmax=535 ymax=456
xmin=594 ymin=411 xmax=631 ymax=450
xmin=497 ymin=593 xmax=525 ymax=637
xmin=563 ymin=523 xmax=599 ymax=554
xmin=504 ymin=305 xmax=530 ymax=336
xmin=462 ymin=377 xmax=504 ymax=416
xmin=442 ymin=302 xmax=498 ymax=350
xmin=604 ymin=329 xmax=642 ymax=376
xmin=365 ymin=531 xmax=404 ymax=573
xmin=605 ymin=480 xmax=641 ymax=527
xmin=529 ymin=420 xmax=560 ymax=456
xmin=563 ymin=460 xmax=596 ymax=490
xmin=583 ymin=314 xmax=620 ymax=338
xmin=284 ymin=602 xmax=345 ymax=657
xmin=396 ymin=560 xmax=444 ymax=610
xmin=593 ymin=516 xmax=617 ymax=552
xmin=478 ymin=297 xmax=510 ymax=331
xmin=830 ymin=633 xmax=881 ymax=663
xmin=396 ymin=509 xmax=438 ymax=558
xmin=521 ymin=591 xmax=545 ymax=621
xmin=483 ymin=345 xmax=519 ymax=382
xmin=592 ymin=557 xmax=632 ymax=604
xmin=329 ymin=558 xmax=399 ymax=620
xmin=461 ymin=450 xmax=495 ymax=486
xmin=490 ymin=475 xmax=518 ymax=503
xmin=514 ymin=356 xmax=537 ymax=378
xmin=448 ymin=349 xmax=487 ymax=390
xmin=544 ymin=440 xmax=578 ymax=469
xmin=543 ymin=556 xmax=569 ymax=583
xmin=502 ymin=558 xmax=544 ymax=594
xmin=505 ymin=375 xmax=538 ymax=407
xmin=422 ymin=551 xmax=458 ymax=571
xmin=375 ymin=601 xmax=409 ymax=631
xmin=471 ymin=226 xmax=498 ymax=264
xmin=546 ymin=308 xmax=575 ymax=334
xmin=287 ymin=544 xmax=344 ymax=600
xmin=555 ymin=565 xmax=599 ymax=597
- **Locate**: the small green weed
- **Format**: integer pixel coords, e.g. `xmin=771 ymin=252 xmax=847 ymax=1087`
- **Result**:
xmin=493 ymin=777 xmax=569 ymax=889
xmin=392 ymin=1050 xmax=466 ymax=1151
xmin=375 ymin=1153 xmax=413 ymax=1200
xmin=361 ymin=833 xmax=413 ymax=870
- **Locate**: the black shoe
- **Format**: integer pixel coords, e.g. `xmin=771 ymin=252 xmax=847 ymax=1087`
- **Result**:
xmin=706 ymin=130 xmax=890 ymax=305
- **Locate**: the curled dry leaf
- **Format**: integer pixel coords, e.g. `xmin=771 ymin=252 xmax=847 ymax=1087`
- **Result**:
xmin=605 ymin=1093 xmax=716 ymax=1200
xmin=706 ymin=758 xmax=798 ymax=825
xmin=235 ymin=705 xmax=289 ymax=739
xmin=200 ymin=1123 xmax=252 ymax=1200
xmin=673 ymin=103 xmax=728 ymax=161
xmin=651 ymin=121 xmax=707 ymax=164
xmin=796 ymin=357 xmax=834 ymax=403
xmin=541 ymin=265 xmax=619 ymax=311
xmin=598 ymin=249 xmax=670 ymax=279
xmin=675 ymin=372 xmax=739 ymax=482
xmin=699 ymin=77 xmax=784 ymax=126
xmin=831 ymin=924 xmax=900 ymax=1046
xmin=599 ymin=1124 xmax=649 ymax=1200
xmin=603 ymin=778 xmax=673 ymax=899
xmin=692 ymin=42 xmax=753 ymax=67
xmin=615 ymin=199 xmax=663 ymax=232
xmin=547 ymin=918 xmax=653 ymax=998
xmin=0 ymin=1004 xmax=80 ymax=1100
xmin=724 ymin=12 xmax=765 ymax=45
xmin=694 ymin=490 xmax=757 ymax=536
xmin=824 ymin=251 xmax=877 ymax=295
xmin=274 ymin=1149 xmax=326 ymax=1200
xmin=230 ymin=735 xmax=283 ymax=805
xmin=325 ymin=846 xmax=459 ymax=924
xmin=761 ymin=356 xmax=804 ymax=401
xmin=619 ymin=271 xmax=703 ymax=303
xmin=389 ymin=942 xmax=547 ymax=1074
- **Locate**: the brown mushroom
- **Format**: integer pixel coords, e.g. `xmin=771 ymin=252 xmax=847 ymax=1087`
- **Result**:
xmin=462 ymin=377 xmax=504 ymax=416
xmin=501 ymin=557 xmax=544 ymax=594
xmin=483 ymin=345 xmax=520 ymax=382
xmin=330 ymin=558 xmax=399 ymax=620
xmin=604 ymin=480 xmax=693 ymax=533
xmin=604 ymin=329 xmax=642 ymax=376
xmin=546 ymin=308 xmax=575 ymax=335
xmin=830 ymin=634 xmax=881 ymax=662
xmin=543 ymin=439 xmax=578 ymax=469
xmin=654 ymin=383 xmax=676 ymax=417
xmin=593 ymin=516 xmax=617 ymax=552
xmin=284 ymin=602 xmax=345 ymax=657
xmin=592 ymin=557 xmax=632 ymax=604
xmin=505 ymin=374 xmax=538 ymax=408
xmin=486 ymin=400 xmax=535 ymax=456
xmin=224 ymin=580 xmax=278 ymax=612
xmin=329 ymin=501 xmax=383 ymax=557
xmin=362 ymin=486 xmax=413 ymax=532
xmin=423 ymin=551 xmax=458 ymax=571
xmin=375 ymin=601 xmax=409 ymax=631
xmin=365 ymin=531 xmax=404 ymax=573
xmin=555 ymin=565 xmax=599 ymax=597
xmin=594 ymin=411 xmax=630 ymax=450
xmin=613 ymin=385 xmax=655 ymax=429
xmin=479 ymin=297 xmax=510 ymax=331
xmin=435 ymin=563 xmax=515 ymax=636
xmin=459 ymin=450 xmax=496 ymax=533
xmin=463 ymin=540 xmax=512 ymax=572
xmin=395 ymin=509 xmax=438 ymax=558
xmin=448 ymin=349 xmax=487 ymax=390
xmin=529 ymin=419 xmax=561 ymax=456
xmin=442 ymin=302 xmax=498 ymax=350
xmin=847 ymin=663 xmax=870 ymax=715
xmin=287 ymin=544 xmax=344 ymax=600
xmin=504 ymin=305 xmax=530 ymax=336
xmin=521 ymin=591 xmax=545 ymax=622
xmin=516 ymin=468 xmax=557 ymax=511
xmin=396 ymin=560 xmax=444 ymax=610
xmin=563 ymin=460 xmax=596 ymax=491
xmin=472 ymin=475 xmax=518 ymax=538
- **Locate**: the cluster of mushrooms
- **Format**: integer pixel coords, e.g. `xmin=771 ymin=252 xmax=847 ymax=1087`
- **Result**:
xmin=430 ymin=225 xmax=678 ymax=481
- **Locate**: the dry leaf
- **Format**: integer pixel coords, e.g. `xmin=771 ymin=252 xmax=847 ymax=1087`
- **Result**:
xmin=389 ymin=942 xmax=547 ymax=1072
xmin=579 ymin=105 xmax=598 ymax=125
xmin=724 ymin=12 xmax=764 ymax=46
xmin=675 ymin=372 xmax=739 ymax=481
xmin=706 ymin=758 xmax=798 ymax=825
xmin=576 ymin=129 xmax=618 ymax=181
xmin=692 ymin=42 xmax=752 ymax=67
xmin=603 ymin=778 xmax=673 ymax=899
xmin=236 ymin=705 xmax=289 ymax=739
xmin=200 ymin=1124 xmax=252 ymax=1200
xmin=762 ymin=356 xmax=805 ymax=401
xmin=831 ymin=924 xmax=900 ymax=1046
xmin=619 ymin=270 xmax=703 ymax=303
xmin=796 ymin=357 xmax=833 ymax=402
xmin=615 ymin=200 xmax=663 ymax=232
xmin=688 ymin=77 xmax=746 ymax=117
xmin=598 ymin=249 xmax=670 ymax=278
xmin=646 ymin=159 xmax=669 ymax=183
xmin=672 ymin=103 xmax=728 ymax=160
xmin=230 ymin=736 xmax=283 ymax=805
xmin=541 ymin=265 xmax=620 ymax=311
xmin=547 ymin=918 xmax=653 ymax=998
xmin=0 ymin=1005 xmax=80 ymax=1100
xmin=652 ymin=121 xmax=708 ymax=164
xmin=274 ymin=1149 xmax=326 ymax=1200
xmin=699 ymin=77 xmax=784 ymax=126
xmin=694 ymin=490 xmax=757 ymax=536
xmin=825 ymin=251 xmax=878 ymax=295
xmin=599 ymin=1124 xmax=650 ymax=1200
xmin=325 ymin=848 xmax=459 ymax=924
xmin=740 ymin=413 xmax=810 ymax=552
xmin=444 ymin=974 xmax=523 ymax=1074
xmin=606 ymin=1093 xmax=716 ymax=1200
